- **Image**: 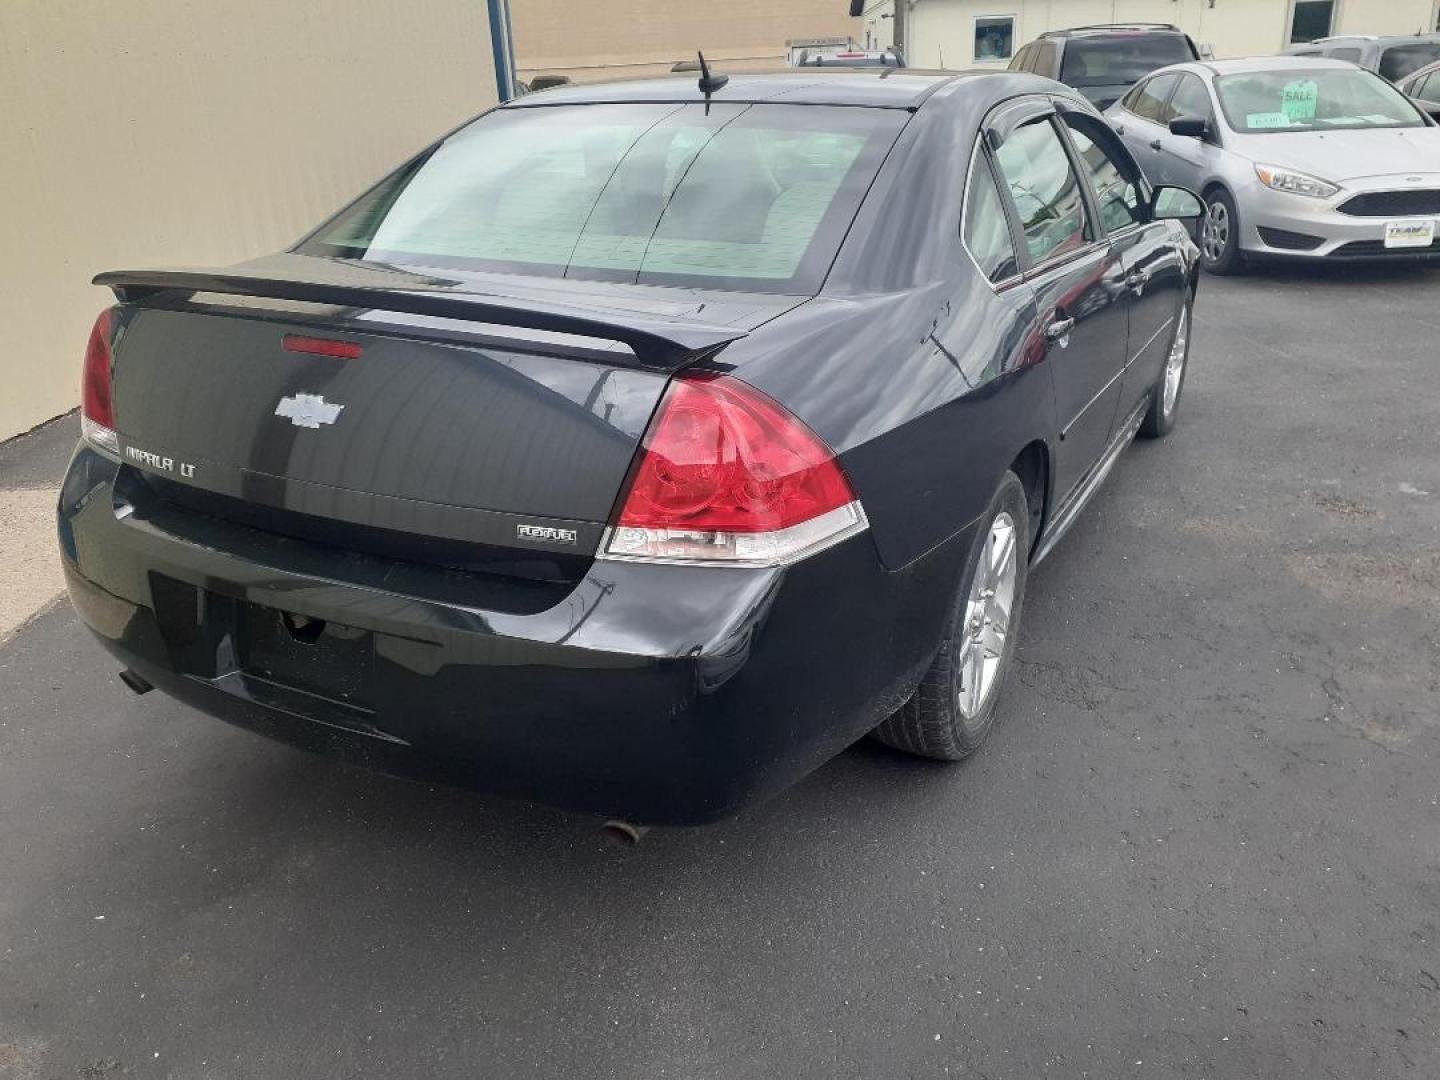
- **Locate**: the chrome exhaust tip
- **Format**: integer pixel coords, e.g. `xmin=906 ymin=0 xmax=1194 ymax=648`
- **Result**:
xmin=118 ymin=669 xmax=154 ymax=696
xmin=600 ymin=820 xmax=650 ymax=846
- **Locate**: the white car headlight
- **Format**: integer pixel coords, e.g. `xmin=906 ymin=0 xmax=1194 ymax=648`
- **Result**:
xmin=1254 ymin=164 xmax=1340 ymax=199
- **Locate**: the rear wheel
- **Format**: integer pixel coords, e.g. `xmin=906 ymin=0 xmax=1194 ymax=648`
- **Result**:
xmin=1199 ymin=188 xmax=1244 ymax=275
xmin=872 ymin=472 xmax=1029 ymax=760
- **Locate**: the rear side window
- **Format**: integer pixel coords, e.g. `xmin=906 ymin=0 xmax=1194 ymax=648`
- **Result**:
xmin=963 ymin=151 xmax=1019 ymax=282
xmin=299 ymin=102 xmax=905 ymax=293
xmin=992 ymin=118 xmax=1089 ymax=264
xmin=1033 ymin=43 xmax=1058 ymax=76
xmin=1415 ymin=71 xmax=1440 ymax=103
xmin=1129 ymin=73 xmax=1180 ymax=121
xmin=1380 ymin=43 xmax=1440 ymax=81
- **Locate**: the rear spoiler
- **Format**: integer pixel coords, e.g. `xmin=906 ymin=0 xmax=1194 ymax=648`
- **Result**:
xmin=93 ymin=268 xmax=747 ymax=370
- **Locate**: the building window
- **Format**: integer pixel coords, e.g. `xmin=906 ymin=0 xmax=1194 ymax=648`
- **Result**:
xmin=974 ymin=16 xmax=1015 ymax=62
xmin=1290 ymin=0 xmax=1336 ymax=43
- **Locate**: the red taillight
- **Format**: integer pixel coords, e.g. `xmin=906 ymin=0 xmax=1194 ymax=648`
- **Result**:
xmin=604 ymin=374 xmax=865 ymax=565
xmin=82 ymin=308 xmax=115 ymax=428
xmin=282 ymin=334 xmax=363 ymax=360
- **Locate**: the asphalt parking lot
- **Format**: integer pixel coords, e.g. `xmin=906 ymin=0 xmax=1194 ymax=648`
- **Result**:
xmin=2 ymin=262 xmax=1438 ymax=1079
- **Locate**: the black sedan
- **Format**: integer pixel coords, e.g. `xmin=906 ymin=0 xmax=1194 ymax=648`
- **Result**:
xmin=60 ymin=68 xmax=1202 ymax=824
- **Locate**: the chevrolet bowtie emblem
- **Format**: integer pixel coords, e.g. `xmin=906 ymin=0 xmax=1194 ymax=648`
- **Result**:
xmin=275 ymin=393 xmax=344 ymax=429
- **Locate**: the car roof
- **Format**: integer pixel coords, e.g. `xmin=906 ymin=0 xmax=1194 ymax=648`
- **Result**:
xmin=1308 ymin=33 xmax=1440 ymax=45
xmin=504 ymin=69 xmax=988 ymax=110
xmin=1039 ymin=23 xmax=1189 ymax=40
xmin=1198 ymin=56 xmax=1362 ymax=75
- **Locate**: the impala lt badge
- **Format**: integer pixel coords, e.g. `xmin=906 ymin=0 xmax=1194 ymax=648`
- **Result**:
xmin=124 ymin=444 xmax=196 ymax=478
xmin=275 ymin=393 xmax=344 ymax=429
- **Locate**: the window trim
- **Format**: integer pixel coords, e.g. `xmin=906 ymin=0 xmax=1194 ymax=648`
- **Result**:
xmin=1055 ymin=104 xmax=1153 ymax=241
xmin=973 ymin=13 xmax=1018 ymax=63
xmin=988 ymin=109 xmax=1103 ymax=277
xmin=959 ymin=135 xmax=1026 ymax=291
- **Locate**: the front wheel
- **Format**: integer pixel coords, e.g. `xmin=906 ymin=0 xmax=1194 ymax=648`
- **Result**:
xmin=1199 ymin=188 xmax=1244 ymax=275
xmin=1139 ymin=295 xmax=1191 ymax=439
xmin=872 ymin=472 xmax=1030 ymax=760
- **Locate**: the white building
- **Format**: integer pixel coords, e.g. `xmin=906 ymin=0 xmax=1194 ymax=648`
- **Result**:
xmin=898 ymin=0 xmax=1440 ymax=68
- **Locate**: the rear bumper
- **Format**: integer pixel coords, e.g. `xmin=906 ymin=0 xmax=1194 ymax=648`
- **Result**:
xmin=59 ymin=447 xmax=964 ymax=824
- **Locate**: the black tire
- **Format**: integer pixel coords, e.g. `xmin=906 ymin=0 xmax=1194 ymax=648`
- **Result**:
xmin=872 ymin=472 xmax=1030 ymax=760
xmin=1199 ymin=187 xmax=1245 ymax=275
xmin=1139 ymin=291 xmax=1192 ymax=439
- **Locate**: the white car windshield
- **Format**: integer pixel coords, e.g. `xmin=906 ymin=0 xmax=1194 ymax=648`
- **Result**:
xmin=1215 ymin=68 xmax=1426 ymax=132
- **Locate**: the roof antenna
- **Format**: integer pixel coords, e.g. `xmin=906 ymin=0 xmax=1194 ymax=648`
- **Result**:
xmin=697 ymin=51 xmax=728 ymax=95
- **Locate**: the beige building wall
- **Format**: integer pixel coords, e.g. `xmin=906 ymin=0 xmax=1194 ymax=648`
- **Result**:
xmin=0 ymin=1 xmax=498 ymax=442
xmin=905 ymin=0 xmax=1440 ymax=68
xmin=1333 ymin=0 xmax=1440 ymax=35
xmin=513 ymin=0 xmax=861 ymax=82
xmin=859 ymin=0 xmax=899 ymax=50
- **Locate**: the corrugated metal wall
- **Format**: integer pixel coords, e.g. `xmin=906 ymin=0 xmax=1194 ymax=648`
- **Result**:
xmin=513 ymin=0 xmax=860 ymax=83
xmin=0 ymin=1 xmax=498 ymax=441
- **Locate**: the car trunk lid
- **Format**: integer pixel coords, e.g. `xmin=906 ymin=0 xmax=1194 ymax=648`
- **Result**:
xmin=98 ymin=256 xmax=802 ymax=583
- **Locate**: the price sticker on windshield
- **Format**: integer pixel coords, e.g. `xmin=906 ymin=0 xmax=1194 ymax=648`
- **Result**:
xmin=1281 ymin=79 xmax=1319 ymax=121
xmin=1245 ymin=112 xmax=1293 ymax=129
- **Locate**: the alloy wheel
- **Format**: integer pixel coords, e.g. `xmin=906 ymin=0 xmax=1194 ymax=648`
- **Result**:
xmin=1201 ymin=201 xmax=1229 ymax=263
xmin=957 ymin=512 xmax=1018 ymax=719
xmin=1163 ymin=305 xmax=1189 ymax=417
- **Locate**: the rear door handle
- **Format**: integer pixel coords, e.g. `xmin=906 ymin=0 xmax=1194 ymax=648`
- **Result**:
xmin=1125 ymin=269 xmax=1150 ymax=295
xmin=1045 ymin=316 xmax=1076 ymax=344
xmin=1148 ymin=138 xmax=1163 ymax=150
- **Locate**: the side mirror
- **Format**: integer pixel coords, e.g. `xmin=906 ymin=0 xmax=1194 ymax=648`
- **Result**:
xmin=1151 ymin=185 xmax=1204 ymax=221
xmin=1168 ymin=115 xmax=1209 ymax=138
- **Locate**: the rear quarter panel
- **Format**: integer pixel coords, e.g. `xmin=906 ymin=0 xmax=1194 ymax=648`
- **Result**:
xmin=713 ymin=86 xmax=1058 ymax=572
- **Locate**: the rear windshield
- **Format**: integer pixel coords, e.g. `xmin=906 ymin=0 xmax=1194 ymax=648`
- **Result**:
xmin=1215 ymin=68 xmax=1425 ymax=132
xmin=298 ymin=102 xmax=906 ymax=293
xmin=1058 ymin=34 xmax=1196 ymax=87
xmin=1379 ymin=43 xmax=1440 ymax=81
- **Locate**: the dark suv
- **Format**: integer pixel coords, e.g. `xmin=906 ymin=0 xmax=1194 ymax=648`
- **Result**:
xmin=1010 ymin=23 xmax=1201 ymax=110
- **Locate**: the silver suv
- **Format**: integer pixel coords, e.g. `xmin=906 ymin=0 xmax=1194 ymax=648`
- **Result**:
xmin=1285 ymin=34 xmax=1440 ymax=83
